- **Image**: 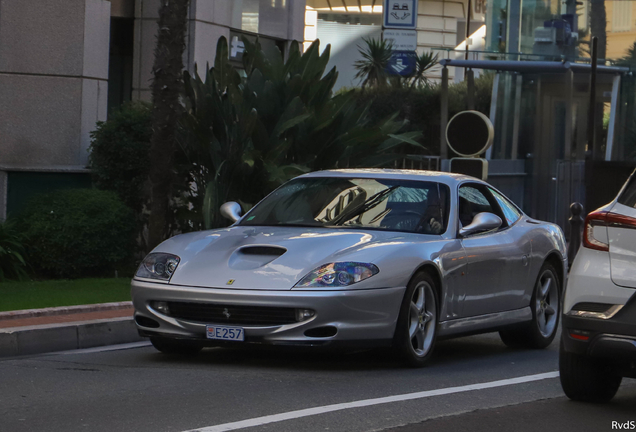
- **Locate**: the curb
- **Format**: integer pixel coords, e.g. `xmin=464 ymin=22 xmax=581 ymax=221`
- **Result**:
xmin=0 ymin=317 xmax=146 ymax=358
xmin=0 ymin=301 xmax=133 ymax=321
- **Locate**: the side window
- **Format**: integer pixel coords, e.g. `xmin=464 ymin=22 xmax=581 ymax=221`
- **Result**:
xmin=618 ymin=175 xmax=636 ymax=208
xmin=489 ymin=188 xmax=522 ymax=225
xmin=458 ymin=186 xmax=495 ymax=227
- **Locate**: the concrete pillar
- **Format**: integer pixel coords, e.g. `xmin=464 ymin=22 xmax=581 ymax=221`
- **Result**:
xmin=187 ymin=0 xmax=232 ymax=75
xmin=0 ymin=0 xmax=110 ymax=168
xmin=288 ymin=0 xmax=307 ymax=42
xmin=0 ymin=171 xmax=6 ymax=222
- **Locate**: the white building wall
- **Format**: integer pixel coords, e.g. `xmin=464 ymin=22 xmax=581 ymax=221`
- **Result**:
xmin=417 ymin=0 xmax=485 ymax=81
xmin=306 ymin=0 xmax=484 ymax=84
xmin=317 ymin=19 xmax=383 ymax=91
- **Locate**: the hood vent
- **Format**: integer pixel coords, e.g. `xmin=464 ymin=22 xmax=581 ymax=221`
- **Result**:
xmin=228 ymin=246 xmax=287 ymax=270
xmin=238 ymin=246 xmax=286 ymax=257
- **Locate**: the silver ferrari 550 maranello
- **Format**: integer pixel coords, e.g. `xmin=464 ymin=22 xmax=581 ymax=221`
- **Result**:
xmin=132 ymin=169 xmax=567 ymax=366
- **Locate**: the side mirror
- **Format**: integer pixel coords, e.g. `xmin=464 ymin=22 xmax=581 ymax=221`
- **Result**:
xmin=459 ymin=212 xmax=502 ymax=237
xmin=220 ymin=202 xmax=243 ymax=223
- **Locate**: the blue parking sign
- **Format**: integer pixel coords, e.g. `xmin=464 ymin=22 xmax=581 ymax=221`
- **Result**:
xmin=387 ymin=51 xmax=416 ymax=76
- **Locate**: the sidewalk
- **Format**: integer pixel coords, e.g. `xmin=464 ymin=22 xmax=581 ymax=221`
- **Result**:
xmin=0 ymin=302 xmax=145 ymax=358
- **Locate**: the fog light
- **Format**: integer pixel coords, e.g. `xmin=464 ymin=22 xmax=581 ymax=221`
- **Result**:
xmin=151 ymin=301 xmax=170 ymax=315
xmin=296 ymin=309 xmax=315 ymax=322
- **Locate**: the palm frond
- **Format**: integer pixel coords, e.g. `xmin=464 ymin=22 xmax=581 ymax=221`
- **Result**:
xmin=354 ymin=37 xmax=393 ymax=88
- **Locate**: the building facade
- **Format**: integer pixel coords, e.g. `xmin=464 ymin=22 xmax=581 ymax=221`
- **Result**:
xmin=0 ymin=0 xmax=305 ymax=220
xmin=304 ymin=0 xmax=486 ymax=89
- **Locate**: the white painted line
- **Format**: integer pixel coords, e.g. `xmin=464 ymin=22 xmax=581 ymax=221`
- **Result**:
xmin=52 ymin=341 xmax=151 ymax=356
xmin=185 ymin=371 xmax=560 ymax=432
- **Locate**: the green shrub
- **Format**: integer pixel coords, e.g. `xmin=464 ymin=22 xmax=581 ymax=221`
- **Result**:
xmin=89 ymin=102 xmax=152 ymax=213
xmin=0 ymin=220 xmax=29 ymax=281
xmin=353 ymin=73 xmax=494 ymax=156
xmin=18 ymin=189 xmax=136 ymax=279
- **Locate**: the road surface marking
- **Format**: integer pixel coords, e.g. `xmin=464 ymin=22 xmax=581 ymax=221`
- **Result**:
xmin=184 ymin=371 xmax=560 ymax=432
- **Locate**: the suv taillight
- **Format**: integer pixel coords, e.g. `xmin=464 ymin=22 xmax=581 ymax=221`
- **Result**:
xmin=583 ymin=210 xmax=636 ymax=252
xmin=583 ymin=210 xmax=609 ymax=251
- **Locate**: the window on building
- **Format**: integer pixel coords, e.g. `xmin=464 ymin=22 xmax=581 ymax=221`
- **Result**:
xmin=107 ymin=17 xmax=134 ymax=113
xmin=613 ymin=0 xmax=632 ymax=32
xmin=231 ymin=0 xmax=289 ymax=39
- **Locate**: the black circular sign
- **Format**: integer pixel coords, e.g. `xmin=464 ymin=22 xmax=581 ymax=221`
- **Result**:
xmin=446 ymin=111 xmax=494 ymax=157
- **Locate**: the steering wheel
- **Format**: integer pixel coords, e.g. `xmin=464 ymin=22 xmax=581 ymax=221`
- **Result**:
xmin=387 ymin=210 xmax=424 ymax=231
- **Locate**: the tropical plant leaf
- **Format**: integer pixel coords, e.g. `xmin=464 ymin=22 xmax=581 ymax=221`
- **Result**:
xmin=179 ymin=36 xmax=423 ymax=229
xmin=386 ymin=132 xmax=425 ymax=148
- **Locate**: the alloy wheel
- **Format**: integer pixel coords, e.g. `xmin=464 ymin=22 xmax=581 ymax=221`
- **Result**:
xmin=535 ymin=269 xmax=558 ymax=337
xmin=408 ymin=281 xmax=437 ymax=357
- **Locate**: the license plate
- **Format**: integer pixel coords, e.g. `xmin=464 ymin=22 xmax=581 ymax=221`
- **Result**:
xmin=206 ymin=325 xmax=244 ymax=341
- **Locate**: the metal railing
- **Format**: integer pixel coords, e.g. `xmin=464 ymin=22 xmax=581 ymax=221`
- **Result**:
xmin=394 ymin=156 xmax=441 ymax=171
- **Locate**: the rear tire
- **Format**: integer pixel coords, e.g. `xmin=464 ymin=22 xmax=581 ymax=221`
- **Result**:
xmin=394 ymin=272 xmax=439 ymax=368
xmin=559 ymin=341 xmax=622 ymax=403
xmin=500 ymin=262 xmax=560 ymax=349
xmin=150 ymin=336 xmax=203 ymax=356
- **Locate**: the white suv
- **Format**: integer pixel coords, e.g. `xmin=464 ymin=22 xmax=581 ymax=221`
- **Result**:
xmin=560 ymin=169 xmax=636 ymax=402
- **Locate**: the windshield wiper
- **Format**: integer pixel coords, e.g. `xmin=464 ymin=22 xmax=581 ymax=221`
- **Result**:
xmin=327 ymin=186 xmax=400 ymax=226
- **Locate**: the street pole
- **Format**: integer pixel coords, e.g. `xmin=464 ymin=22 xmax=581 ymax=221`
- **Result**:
xmin=465 ymin=0 xmax=472 ymax=61
xmin=441 ymin=66 xmax=449 ymax=160
xmin=587 ymin=36 xmax=598 ymax=159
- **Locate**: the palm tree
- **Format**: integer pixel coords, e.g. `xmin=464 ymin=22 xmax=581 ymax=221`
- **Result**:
xmin=590 ymin=0 xmax=607 ymax=61
xmin=354 ymin=37 xmax=393 ymax=88
xmin=147 ymin=0 xmax=191 ymax=250
xmin=409 ymin=51 xmax=438 ymax=88
xmin=617 ymin=40 xmax=636 ymax=66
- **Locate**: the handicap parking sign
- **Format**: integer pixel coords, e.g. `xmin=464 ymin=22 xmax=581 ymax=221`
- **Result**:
xmin=387 ymin=51 xmax=416 ymax=76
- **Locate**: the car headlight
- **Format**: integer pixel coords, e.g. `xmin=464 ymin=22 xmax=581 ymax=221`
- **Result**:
xmin=135 ymin=253 xmax=180 ymax=282
xmin=295 ymin=262 xmax=379 ymax=288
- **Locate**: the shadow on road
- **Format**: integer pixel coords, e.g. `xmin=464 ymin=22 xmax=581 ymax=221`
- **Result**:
xmin=137 ymin=331 xmax=560 ymax=373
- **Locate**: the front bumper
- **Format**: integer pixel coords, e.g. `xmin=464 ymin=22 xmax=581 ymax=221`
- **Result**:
xmin=131 ymin=279 xmax=406 ymax=347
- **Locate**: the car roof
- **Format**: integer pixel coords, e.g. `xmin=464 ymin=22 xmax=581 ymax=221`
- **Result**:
xmin=299 ymin=168 xmax=479 ymax=187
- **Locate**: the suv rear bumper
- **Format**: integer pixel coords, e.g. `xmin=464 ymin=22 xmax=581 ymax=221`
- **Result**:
xmin=562 ymin=313 xmax=636 ymax=362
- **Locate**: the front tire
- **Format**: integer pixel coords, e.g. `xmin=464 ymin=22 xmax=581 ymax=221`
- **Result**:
xmin=395 ymin=272 xmax=439 ymax=367
xmin=559 ymin=341 xmax=622 ymax=403
xmin=150 ymin=336 xmax=203 ymax=356
xmin=500 ymin=262 xmax=560 ymax=349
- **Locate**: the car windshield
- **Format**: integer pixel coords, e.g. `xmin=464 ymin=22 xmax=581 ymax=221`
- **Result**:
xmin=239 ymin=177 xmax=450 ymax=234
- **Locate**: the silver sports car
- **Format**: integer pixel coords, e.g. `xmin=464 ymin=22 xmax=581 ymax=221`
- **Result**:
xmin=132 ymin=169 xmax=567 ymax=366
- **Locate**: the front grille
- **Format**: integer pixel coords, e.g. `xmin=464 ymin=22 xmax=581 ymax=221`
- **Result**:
xmin=165 ymin=301 xmax=297 ymax=326
xmin=571 ymin=302 xmax=612 ymax=313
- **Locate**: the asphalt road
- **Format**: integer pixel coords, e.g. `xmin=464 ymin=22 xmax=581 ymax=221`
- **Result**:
xmin=1 ymin=332 xmax=634 ymax=432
